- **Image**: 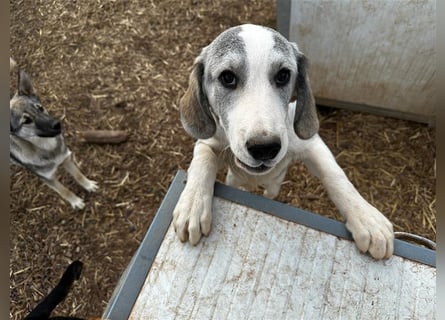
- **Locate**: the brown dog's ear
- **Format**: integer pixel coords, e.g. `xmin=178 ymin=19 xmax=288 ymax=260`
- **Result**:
xmin=179 ymin=59 xmax=216 ymax=140
xmin=18 ymin=70 xmax=37 ymax=97
xmin=292 ymin=51 xmax=319 ymax=140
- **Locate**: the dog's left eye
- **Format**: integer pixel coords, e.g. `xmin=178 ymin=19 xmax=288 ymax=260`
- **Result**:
xmin=22 ymin=115 xmax=33 ymax=124
xmin=275 ymin=69 xmax=291 ymax=87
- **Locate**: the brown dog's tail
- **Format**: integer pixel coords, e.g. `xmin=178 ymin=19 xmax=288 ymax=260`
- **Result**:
xmin=24 ymin=260 xmax=83 ymax=320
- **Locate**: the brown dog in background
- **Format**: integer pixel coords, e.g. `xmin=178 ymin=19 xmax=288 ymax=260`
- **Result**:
xmin=10 ymin=62 xmax=98 ymax=209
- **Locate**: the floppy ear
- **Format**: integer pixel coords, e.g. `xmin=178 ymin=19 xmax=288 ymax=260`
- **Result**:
xmin=179 ymin=57 xmax=216 ymax=140
xmin=18 ymin=70 xmax=37 ymax=97
xmin=292 ymin=51 xmax=319 ymax=140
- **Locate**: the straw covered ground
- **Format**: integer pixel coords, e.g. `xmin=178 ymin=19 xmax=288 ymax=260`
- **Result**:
xmin=10 ymin=0 xmax=435 ymax=318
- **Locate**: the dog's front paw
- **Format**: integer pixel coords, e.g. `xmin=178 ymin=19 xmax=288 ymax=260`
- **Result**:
xmin=346 ymin=204 xmax=394 ymax=260
xmin=83 ymin=179 xmax=98 ymax=192
xmin=69 ymin=196 xmax=85 ymax=210
xmin=173 ymin=188 xmax=213 ymax=245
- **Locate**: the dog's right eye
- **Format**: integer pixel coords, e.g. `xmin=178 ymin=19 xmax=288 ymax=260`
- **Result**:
xmin=34 ymin=103 xmax=44 ymax=111
xmin=219 ymin=71 xmax=237 ymax=89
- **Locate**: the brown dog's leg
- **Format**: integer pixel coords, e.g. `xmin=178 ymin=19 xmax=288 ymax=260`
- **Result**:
xmin=62 ymin=156 xmax=98 ymax=192
xmin=44 ymin=178 xmax=85 ymax=210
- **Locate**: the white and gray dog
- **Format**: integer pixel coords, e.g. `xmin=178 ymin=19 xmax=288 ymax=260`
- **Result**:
xmin=173 ymin=24 xmax=394 ymax=259
xmin=10 ymin=68 xmax=97 ymax=209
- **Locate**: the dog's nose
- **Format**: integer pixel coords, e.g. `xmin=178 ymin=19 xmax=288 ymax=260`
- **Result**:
xmin=246 ymin=138 xmax=281 ymax=161
xmin=52 ymin=120 xmax=61 ymax=131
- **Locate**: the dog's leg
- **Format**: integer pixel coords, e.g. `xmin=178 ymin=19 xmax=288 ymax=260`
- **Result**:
xmin=263 ymin=168 xmax=288 ymax=199
xmin=173 ymin=141 xmax=219 ymax=245
xmin=225 ymin=168 xmax=245 ymax=189
xmin=62 ymin=156 xmax=98 ymax=192
xmin=44 ymin=178 xmax=86 ymax=210
xmin=225 ymin=168 xmax=255 ymax=192
xmin=302 ymin=135 xmax=394 ymax=259
xmin=263 ymin=186 xmax=280 ymax=199
xmin=226 ymin=166 xmax=285 ymax=198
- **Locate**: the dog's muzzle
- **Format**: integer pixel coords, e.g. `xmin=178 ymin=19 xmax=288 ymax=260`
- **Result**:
xmin=235 ymin=137 xmax=282 ymax=174
xmin=246 ymin=140 xmax=281 ymax=161
xmin=35 ymin=118 xmax=62 ymax=137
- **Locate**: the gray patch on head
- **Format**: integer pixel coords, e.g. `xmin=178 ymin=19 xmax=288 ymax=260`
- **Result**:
xmin=202 ymin=26 xmax=249 ymax=131
xmin=273 ymin=33 xmax=293 ymax=56
xmin=205 ymin=26 xmax=247 ymax=81
xmin=207 ymin=26 xmax=245 ymax=59
xmin=267 ymin=31 xmax=298 ymax=107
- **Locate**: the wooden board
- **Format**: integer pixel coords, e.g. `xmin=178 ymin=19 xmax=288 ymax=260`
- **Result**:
xmin=103 ymin=171 xmax=436 ymax=319
xmin=278 ymin=0 xmax=436 ymax=123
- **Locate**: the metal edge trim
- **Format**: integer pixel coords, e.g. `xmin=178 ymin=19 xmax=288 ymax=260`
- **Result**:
xmin=102 ymin=171 xmax=187 ymax=319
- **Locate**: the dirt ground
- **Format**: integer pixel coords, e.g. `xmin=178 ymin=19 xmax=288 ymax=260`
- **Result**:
xmin=10 ymin=1 xmax=435 ymax=318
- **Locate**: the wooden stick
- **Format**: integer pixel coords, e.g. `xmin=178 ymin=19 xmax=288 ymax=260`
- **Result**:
xmin=79 ymin=130 xmax=128 ymax=144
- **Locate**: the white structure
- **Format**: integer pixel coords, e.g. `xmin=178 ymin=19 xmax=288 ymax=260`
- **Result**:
xmin=277 ymin=0 xmax=436 ymax=124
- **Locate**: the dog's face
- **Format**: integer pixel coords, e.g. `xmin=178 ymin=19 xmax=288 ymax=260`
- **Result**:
xmin=10 ymin=71 xmax=62 ymax=140
xmin=180 ymin=24 xmax=319 ymax=175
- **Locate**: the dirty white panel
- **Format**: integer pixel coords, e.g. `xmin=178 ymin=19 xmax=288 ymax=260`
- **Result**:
xmin=286 ymin=0 xmax=435 ymax=122
xmin=129 ymin=197 xmax=436 ymax=320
